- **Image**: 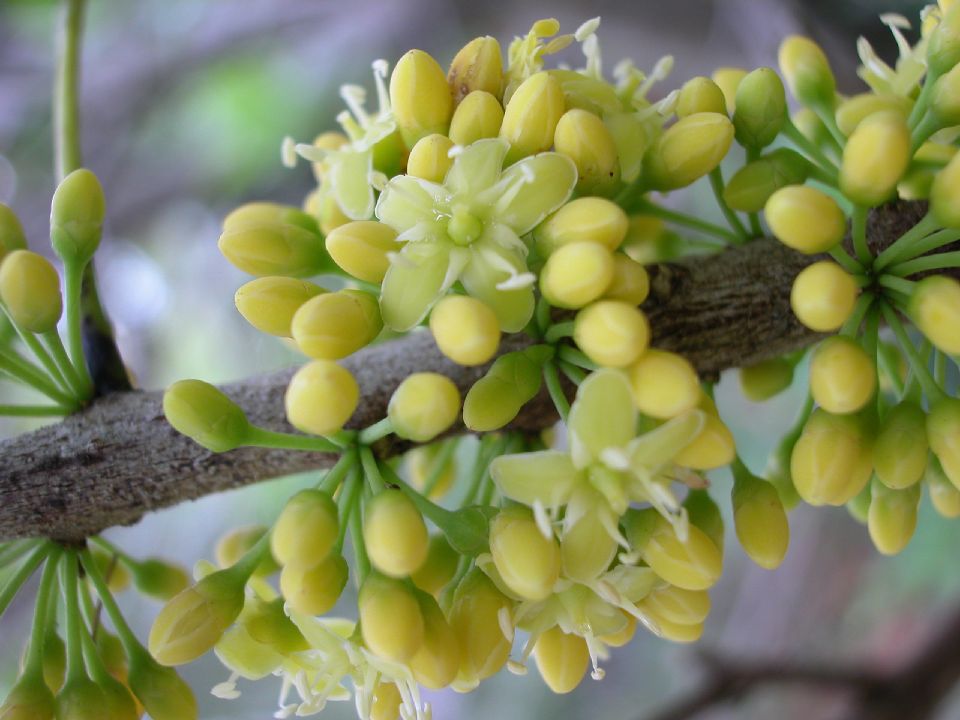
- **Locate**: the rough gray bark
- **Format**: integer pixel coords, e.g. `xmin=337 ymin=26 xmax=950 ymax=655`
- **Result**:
xmin=0 ymin=203 xmax=931 ymax=540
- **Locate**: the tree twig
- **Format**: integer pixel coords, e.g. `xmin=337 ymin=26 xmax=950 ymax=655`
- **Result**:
xmin=0 ymin=202 xmax=933 ymax=540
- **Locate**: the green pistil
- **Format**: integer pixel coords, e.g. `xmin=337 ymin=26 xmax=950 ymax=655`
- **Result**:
xmin=448 ymin=207 xmax=484 ymax=246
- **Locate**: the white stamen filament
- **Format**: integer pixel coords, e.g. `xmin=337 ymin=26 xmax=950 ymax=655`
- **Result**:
xmin=533 ymin=499 xmax=553 ymax=540
xmin=497 ymin=605 xmax=515 ymax=642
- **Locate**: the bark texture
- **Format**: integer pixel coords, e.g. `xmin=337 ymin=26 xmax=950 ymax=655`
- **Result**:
xmin=0 ymin=202 xmax=930 ymax=540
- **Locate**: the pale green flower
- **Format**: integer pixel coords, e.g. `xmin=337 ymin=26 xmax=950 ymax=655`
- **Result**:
xmin=375 ymin=137 xmax=576 ymax=332
xmin=857 ymin=13 xmax=929 ymax=96
xmin=489 ymin=369 xmax=706 ymax=555
xmin=292 ymin=60 xmax=398 ymax=221
xmin=479 ymin=558 xmax=661 ymax=680
xmin=271 ymin=612 xmax=428 ymax=720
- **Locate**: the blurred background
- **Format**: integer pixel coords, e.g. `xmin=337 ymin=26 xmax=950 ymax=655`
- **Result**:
xmin=2 ymin=0 xmax=958 ymax=718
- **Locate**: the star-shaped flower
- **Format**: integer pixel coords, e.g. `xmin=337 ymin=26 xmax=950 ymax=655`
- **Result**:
xmin=375 ymin=137 xmax=576 ymax=332
xmin=490 ymin=368 xmax=706 ymax=577
xmin=291 ymin=59 xmax=399 ymax=221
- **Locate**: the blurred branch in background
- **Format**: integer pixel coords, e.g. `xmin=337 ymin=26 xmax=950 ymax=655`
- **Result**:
xmin=647 ymin=602 xmax=960 ymax=720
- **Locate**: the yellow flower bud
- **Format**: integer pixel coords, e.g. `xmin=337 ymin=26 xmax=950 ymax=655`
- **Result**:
xmin=711 ymin=67 xmax=747 ymax=113
xmin=677 ymin=77 xmax=727 ymax=117
xmin=429 ymin=295 xmax=500 ymax=366
xmin=317 ymin=192 xmax=352 ymax=235
xmin=449 ymin=91 xmax=504 ymax=146
xmin=325 ymin=220 xmax=401 ymax=284
xmin=534 ymin=197 xmax=628 ymax=257
xmin=410 ymin=592 xmax=460 ymax=690
xmin=271 ymin=489 xmax=339 ymax=570
xmin=928 ymin=457 xmax=960 ymax=518
xmin=560 ymin=502 xmax=618 ymax=582
xmin=388 ymin=372 xmax=461 ymax=442
xmin=390 ymin=49 xmax=453 ymax=146
xmin=638 ymin=608 xmax=704 ymax=643
xmin=125 ymin=651 xmax=197 ymax=720
xmin=809 ymin=336 xmax=876 ymax=414
xmin=910 ymin=275 xmax=960 ymax=353
xmin=738 ymin=357 xmax=794 ymax=402
xmin=0 ymin=250 xmax=62 ymax=333
xmin=90 ymin=547 xmax=132 ymax=594
xmin=574 ymin=300 xmax=650 ymax=368
xmin=291 ymin=289 xmax=382 ymax=360
xmin=790 ymin=260 xmax=859 ymax=332
xmin=931 ymin=151 xmax=960 ymax=228
xmin=500 ymin=71 xmax=565 ymax=163
xmin=792 ymin=107 xmax=830 ymax=145
xmin=411 ymin=533 xmax=458 ymax=596
xmin=50 ymin=168 xmax=106 ymax=265
xmin=215 ymin=526 xmax=278 ymax=577
xmin=163 ymin=380 xmax=250 ymax=452
xmin=634 ymin=513 xmax=723 ymax=591
xmin=234 ymin=277 xmax=325 ymax=337
xmin=834 ymin=93 xmax=912 ymax=136
xmin=0 ymin=674 xmax=55 ymax=720
xmin=462 ymin=348 xmax=544 ymax=431
xmin=447 ymin=36 xmax=503 ymax=104
xmin=223 ymin=202 xmax=318 ymax=234
xmin=733 ymin=67 xmax=787 ymax=149
xmin=132 ymin=559 xmax=190 ymax=601
xmin=732 ymin=471 xmax=789 ymax=569
xmin=0 ymin=204 xmax=26 ymax=262
xmin=148 ymin=569 xmax=246 ymax=666
xmin=791 ymin=409 xmax=873 ymax=506
xmin=928 ymin=397 xmax=960 ymax=488
xmin=489 ymin=506 xmax=561 ymax=601
xmin=407 ymin=134 xmax=455 ymax=183
xmin=553 ymin=108 xmax=619 ymax=194
xmin=359 ymin=574 xmax=424 ymax=662
xmin=598 ymin=612 xmax=637 ymax=648
xmin=364 ymin=489 xmax=429 ymax=578
xmin=406 ymin=443 xmax=456 ymax=500
xmin=218 ymin=223 xmax=327 ymax=278
xmin=450 ymin=570 xmax=512 ymax=688
xmin=778 ymin=35 xmax=836 ymax=108
xmin=874 ymin=402 xmax=928 ymax=490
xmin=620 ymin=215 xmax=684 ymax=264
xmin=643 ymin=586 xmax=711 ymax=626
xmin=765 ymin=185 xmax=846 ymax=254
xmin=540 ymin=241 xmax=614 ymax=309
xmin=673 ymin=402 xmax=735 ymax=470
xmin=534 ymin=627 xmax=589 ymax=694
xmin=643 ymin=112 xmax=734 ymax=191
xmin=604 ymin=254 xmax=649 ymax=305
xmin=284 ymin=360 xmax=359 ymax=436
xmin=867 ymin=480 xmax=920 ymax=555
xmin=723 ymin=148 xmax=811 ymax=213
xmin=369 ymin=682 xmax=401 ymax=720
xmin=840 ymin=111 xmax=911 ymax=206
xmin=628 ymin=349 xmax=701 ymax=419
xmin=279 ymin=552 xmax=348 ymax=615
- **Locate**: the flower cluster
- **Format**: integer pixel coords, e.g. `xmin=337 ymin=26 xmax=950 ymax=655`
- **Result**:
xmin=5 ymin=2 xmax=960 ymax=719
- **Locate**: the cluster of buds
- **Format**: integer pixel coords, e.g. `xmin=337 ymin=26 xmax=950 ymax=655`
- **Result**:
xmin=0 ymin=541 xmax=196 ymax=720
xmin=755 ymin=0 xmax=960 ymax=555
xmin=7 ymin=2 xmax=960 ymax=719
xmin=159 ymin=14 xmax=804 ymax=719
xmin=0 ymin=169 xmax=106 ymax=419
